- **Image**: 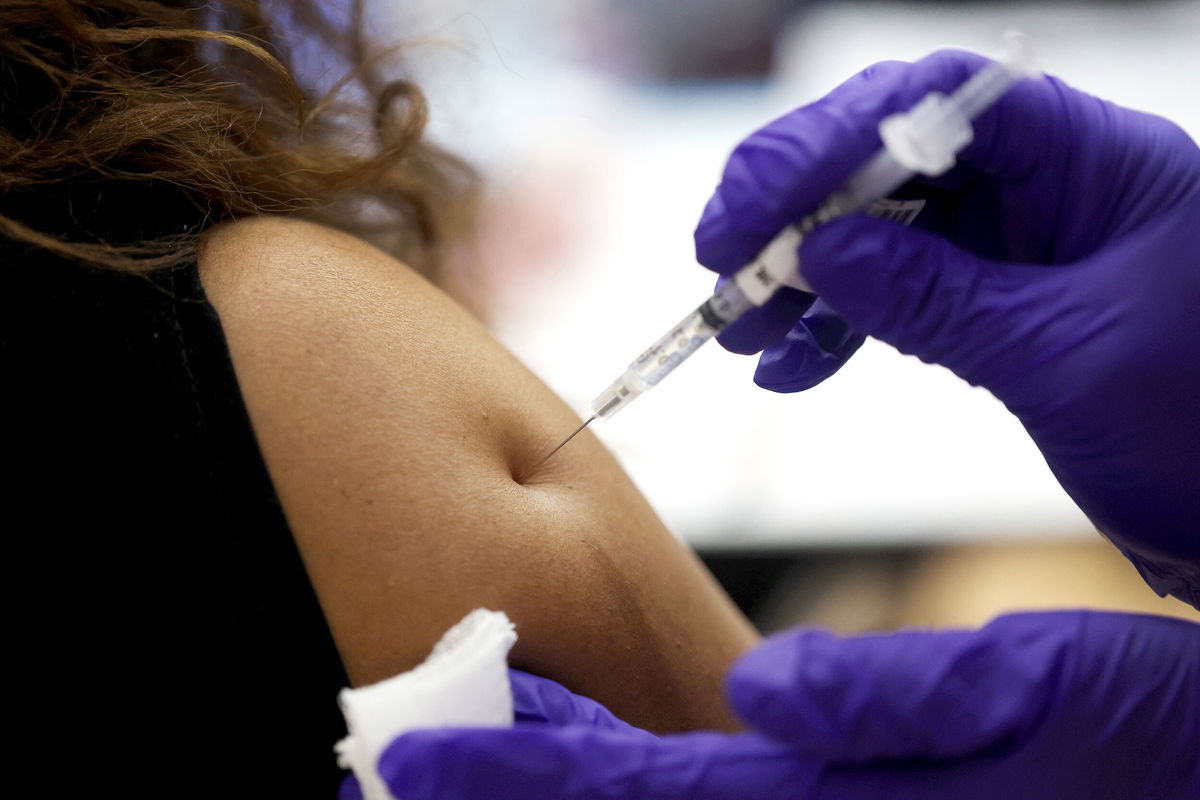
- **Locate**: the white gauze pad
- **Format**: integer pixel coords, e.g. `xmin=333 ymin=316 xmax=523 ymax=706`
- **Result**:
xmin=335 ymin=608 xmax=518 ymax=800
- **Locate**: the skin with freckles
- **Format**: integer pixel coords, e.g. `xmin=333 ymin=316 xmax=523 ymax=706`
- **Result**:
xmin=197 ymin=216 xmax=759 ymax=733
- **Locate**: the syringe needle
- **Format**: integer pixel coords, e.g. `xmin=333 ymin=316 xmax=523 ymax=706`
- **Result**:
xmin=529 ymin=415 xmax=596 ymax=475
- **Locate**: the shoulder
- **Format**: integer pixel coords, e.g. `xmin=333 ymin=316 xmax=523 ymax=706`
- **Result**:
xmin=197 ymin=215 xmax=421 ymax=303
xmin=195 ymin=214 xmax=461 ymax=376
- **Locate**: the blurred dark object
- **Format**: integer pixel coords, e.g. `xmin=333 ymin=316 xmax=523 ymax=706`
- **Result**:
xmin=702 ymin=547 xmax=921 ymax=634
xmin=702 ymin=539 xmax=1199 ymax=635
xmin=575 ymin=0 xmax=1181 ymax=82
xmin=582 ymin=0 xmax=806 ymax=81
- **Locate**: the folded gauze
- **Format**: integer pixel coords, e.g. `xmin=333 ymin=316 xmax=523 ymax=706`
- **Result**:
xmin=335 ymin=609 xmax=518 ymax=800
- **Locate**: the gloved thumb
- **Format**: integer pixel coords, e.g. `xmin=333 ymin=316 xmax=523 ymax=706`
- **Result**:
xmin=724 ymin=612 xmax=1082 ymax=762
xmin=799 ymin=214 xmax=1058 ymax=392
xmin=337 ymin=773 xmax=364 ymax=800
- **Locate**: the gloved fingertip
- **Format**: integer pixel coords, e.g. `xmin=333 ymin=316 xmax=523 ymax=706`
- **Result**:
xmin=802 ymin=300 xmax=867 ymax=356
xmin=752 ymin=316 xmax=866 ymax=393
xmin=716 ymin=287 xmax=816 ymax=355
xmin=753 ymin=341 xmax=832 ymax=393
xmin=337 ymin=774 xmax=364 ymax=800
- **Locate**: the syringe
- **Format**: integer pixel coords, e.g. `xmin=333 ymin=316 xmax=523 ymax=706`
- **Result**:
xmin=587 ymin=36 xmax=1037 ymax=425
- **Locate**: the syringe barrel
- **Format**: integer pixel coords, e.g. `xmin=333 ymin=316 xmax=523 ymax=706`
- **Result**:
xmin=590 ymin=280 xmax=753 ymax=419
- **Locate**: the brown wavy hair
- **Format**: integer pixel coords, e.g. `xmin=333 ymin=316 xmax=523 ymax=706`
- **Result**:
xmin=0 ymin=0 xmax=476 ymax=279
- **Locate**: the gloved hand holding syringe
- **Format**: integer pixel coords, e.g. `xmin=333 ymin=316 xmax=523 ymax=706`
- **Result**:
xmin=538 ymin=33 xmax=1037 ymax=463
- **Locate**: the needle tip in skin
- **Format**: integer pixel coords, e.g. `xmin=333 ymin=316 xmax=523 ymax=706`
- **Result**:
xmin=526 ymin=415 xmax=596 ymax=479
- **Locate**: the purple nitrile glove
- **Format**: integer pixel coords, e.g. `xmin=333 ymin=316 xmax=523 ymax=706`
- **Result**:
xmin=339 ymin=667 xmax=821 ymax=799
xmin=694 ymin=50 xmax=1200 ymax=607
xmin=345 ymin=612 xmax=1199 ymax=799
xmin=725 ymin=610 xmax=1200 ymax=799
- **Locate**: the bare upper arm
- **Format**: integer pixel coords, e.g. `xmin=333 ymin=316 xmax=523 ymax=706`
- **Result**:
xmin=197 ymin=216 xmax=758 ymax=732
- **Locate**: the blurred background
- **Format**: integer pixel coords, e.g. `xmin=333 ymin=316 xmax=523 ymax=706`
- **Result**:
xmin=372 ymin=0 xmax=1199 ymax=632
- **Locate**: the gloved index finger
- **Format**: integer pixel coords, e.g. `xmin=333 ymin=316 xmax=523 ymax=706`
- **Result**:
xmin=694 ymin=49 xmax=1031 ymax=276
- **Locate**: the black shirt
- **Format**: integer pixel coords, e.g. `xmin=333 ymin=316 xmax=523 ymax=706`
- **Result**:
xmin=4 ymin=243 xmax=350 ymax=795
